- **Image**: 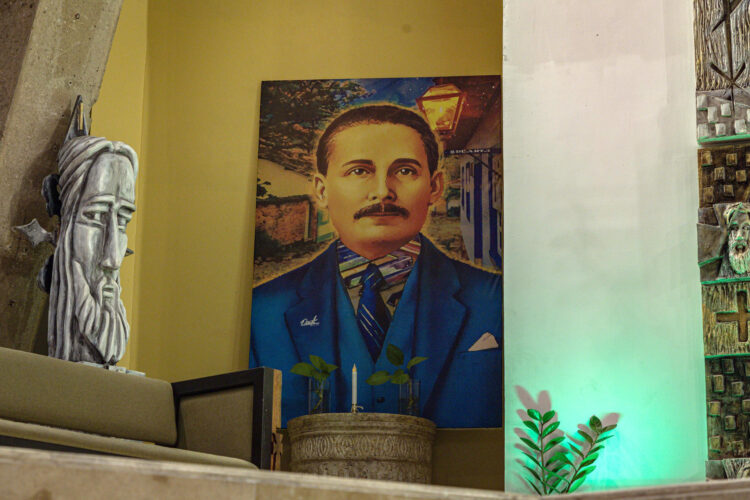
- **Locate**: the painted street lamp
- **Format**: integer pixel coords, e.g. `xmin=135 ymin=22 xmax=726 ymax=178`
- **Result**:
xmin=416 ymin=84 xmax=466 ymax=139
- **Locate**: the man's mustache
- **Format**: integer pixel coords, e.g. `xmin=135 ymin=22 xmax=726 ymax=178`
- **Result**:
xmin=353 ymin=203 xmax=410 ymax=220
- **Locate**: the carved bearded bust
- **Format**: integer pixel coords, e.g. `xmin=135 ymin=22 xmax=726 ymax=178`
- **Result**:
xmin=48 ymin=136 xmax=137 ymax=365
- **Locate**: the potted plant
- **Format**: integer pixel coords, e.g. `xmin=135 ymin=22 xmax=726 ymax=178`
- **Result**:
xmin=517 ymin=404 xmax=618 ymax=495
xmin=366 ymin=344 xmax=427 ymax=416
xmin=291 ymin=355 xmax=338 ymax=414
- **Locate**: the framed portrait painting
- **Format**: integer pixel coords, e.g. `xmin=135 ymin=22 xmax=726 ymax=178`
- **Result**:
xmin=249 ymin=76 xmax=502 ymax=428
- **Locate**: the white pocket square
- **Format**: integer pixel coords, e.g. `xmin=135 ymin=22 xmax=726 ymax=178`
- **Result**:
xmin=468 ymin=332 xmax=499 ymax=351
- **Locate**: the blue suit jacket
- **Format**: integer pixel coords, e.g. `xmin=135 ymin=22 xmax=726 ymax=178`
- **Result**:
xmin=250 ymin=236 xmax=502 ymax=428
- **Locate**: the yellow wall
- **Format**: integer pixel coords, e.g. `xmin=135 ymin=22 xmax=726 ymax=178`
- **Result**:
xmin=94 ymin=0 xmax=502 ymax=489
xmin=133 ymin=0 xmax=502 ymax=381
xmin=92 ymin=0 xmax=148 ymax=369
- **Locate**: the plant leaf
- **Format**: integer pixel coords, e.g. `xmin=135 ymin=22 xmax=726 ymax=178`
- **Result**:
xmin=573 ymin=465 xmax=596 ymax=482
xmin=546 ymin=472 xmax=567 ymax=492
xmin=582 ymin=465 xmax=596 ymax=475
xmin=543 ymin=465 xmax=571 ymax=494
xmin=546 ymin=462 xmax=569 ymax=474
xmin=366 ymin=370 xmax=391 ymax=385
xmin=521 ymin=451 xmax=542 ymax=468
xmin=590 ymin=445 xmax=604 ymax=455
xmin=589 ymin=415 xmax=603 ymax=432
xmin=309 ymin=355 xmax=326 ymax=371
xmin=323 ymin=361 xmax=338 ymax=374
xmin=580 ymin=453 xmax=599 ymax=468
xmin=406 ymin=356 xmax=428 ymax=370
xmin=546 ymin=460 xmax=565 ymax=472
xmin=542 ymin=410 xmax=556 ymax=423
xmin=520 ymin=437 xmax=541 ymax=452
xmin=544 ymin=436 xmax=565 ymax=452
xmin=386 ymin=344 xmax=404 ymax=366
xmin=550 ymin=452 xmax=573 ymax=466
xmin=568 ymin=476 xmax=586 ymax=493
xmin=523 ymin=465 xmax=542 ymax=484
xmin=312 ymin=370 xmax=327 ymax=383
xmin=523 ymin=420 xmax=540 ymax=435
xmin=602 ymin=424 xmax=617 ymax=432
xmin=542 ymin=421 xmax=560 ymax=438
xmin=578 ymin=430 xmax=594 ymax=444
xmin=290 ymin=362 xmax=314 ymax=377
xmin=549 ymin=483 xmax=565 ymax=495
xmin=546 ymin=475 xmax=563 ymax=491
xmin=568 ymin=443 xmax=583 ymax=457
xmin=543 ymin=466 xmax=570 ymax=483
xmin=524 ymin=477 xmax=542 ymax=496
xmin=596 ymin=435 xmax=614 ymax=444
xmin=527 ymin=408 xmax=542 ymax=421
xmin=391 ymin=371 xmax=409 ymax=385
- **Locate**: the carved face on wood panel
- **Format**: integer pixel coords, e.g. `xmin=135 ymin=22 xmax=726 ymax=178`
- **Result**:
xmin=725 ymin=203 xmax=750 ymax=274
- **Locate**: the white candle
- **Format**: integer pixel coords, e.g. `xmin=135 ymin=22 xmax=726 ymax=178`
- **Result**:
xmin=352 ymin=364 xmax=357 ymax=408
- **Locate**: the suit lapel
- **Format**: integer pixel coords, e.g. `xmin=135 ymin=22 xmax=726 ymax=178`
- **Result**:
xmin=282 ymin=237 xmax=468 ymax=414
xmin=284 ymin=244 xmax=340 ymax=370
xmin=413 ymin=237 xmax=467 ymax=411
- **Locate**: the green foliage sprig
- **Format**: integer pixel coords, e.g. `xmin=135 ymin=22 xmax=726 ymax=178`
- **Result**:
xmin=366 ymin=344 xmax=427 ymax=415
xmin=518 ymin=409 xmax=617 ymax=495
xmin=365 ymin=344 xmax=426 ymax=386
xmin=291 ymin=355 xmax=338 ymax=412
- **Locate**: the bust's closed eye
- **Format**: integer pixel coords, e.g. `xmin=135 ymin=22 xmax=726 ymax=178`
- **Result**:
xmin=82 ymin=210 xmax=105 ymax=224
xmin=117 ymin=210 xmax=133 ymax=230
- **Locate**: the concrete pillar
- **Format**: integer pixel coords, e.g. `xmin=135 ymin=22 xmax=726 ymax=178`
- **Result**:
xmin=0 ymin=0 xmax=123 ymax=352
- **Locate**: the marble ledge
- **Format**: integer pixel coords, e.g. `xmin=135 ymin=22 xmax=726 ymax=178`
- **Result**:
xmin=0 ymin=446 xmax=528 ymax=500
xmin=7 ymin=446 xmax=750 ymax=499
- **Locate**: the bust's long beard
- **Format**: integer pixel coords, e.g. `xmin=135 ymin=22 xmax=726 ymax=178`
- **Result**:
xmin=729 ymin=240 xmax=750 ymax=276
xmin=729 ymin=251 xmax=750 ymax=275
xmin=48 ymin=223 xmax=131 ymax=365
xmin=73 ymin=283 xmax=129 ymax=365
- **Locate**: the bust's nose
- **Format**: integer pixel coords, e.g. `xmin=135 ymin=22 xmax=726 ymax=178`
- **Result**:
xmin=100 ymin=218 xmax=122 ymax=272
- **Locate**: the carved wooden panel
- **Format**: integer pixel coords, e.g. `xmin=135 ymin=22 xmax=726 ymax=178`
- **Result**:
xmin=694 ymin=0 xmax=750 ymax=142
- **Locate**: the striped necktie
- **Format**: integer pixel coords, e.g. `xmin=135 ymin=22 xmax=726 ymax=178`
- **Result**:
xmin=357 ymin=263 xmax=391 ymax=361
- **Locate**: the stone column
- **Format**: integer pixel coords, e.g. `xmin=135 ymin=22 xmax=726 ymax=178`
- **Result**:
xmin=0 ymin=0 xmax=123 ymax=353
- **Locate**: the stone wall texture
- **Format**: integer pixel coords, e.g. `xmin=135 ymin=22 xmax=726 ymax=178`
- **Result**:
xmin=255 ymin=196 xmax=314 ymax=246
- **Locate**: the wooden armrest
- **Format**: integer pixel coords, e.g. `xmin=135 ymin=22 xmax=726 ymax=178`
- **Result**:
xmin=171 ymin=367 xmax=281 ymax=469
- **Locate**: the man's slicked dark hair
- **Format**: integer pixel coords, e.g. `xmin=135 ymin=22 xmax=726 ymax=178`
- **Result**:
xmin=316 ymin=104 xmax=440 ymax=176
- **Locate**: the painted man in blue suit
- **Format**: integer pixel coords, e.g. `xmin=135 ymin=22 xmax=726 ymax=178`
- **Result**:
xmin=250 ymin=105 xmax=502 ymax=428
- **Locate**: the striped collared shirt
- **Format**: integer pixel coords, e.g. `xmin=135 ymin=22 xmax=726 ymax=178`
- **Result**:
xmin=337 ymin=236 xmax=421 ymax=316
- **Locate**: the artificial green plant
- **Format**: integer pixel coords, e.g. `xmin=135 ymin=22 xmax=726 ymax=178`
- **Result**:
xmin=290 ymin=355 xmax=338 ymax=412
xmin=518 ymin=408 xmax=617 ymax=495
xmin=366 ymin=343 xmax=427 ymax=414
